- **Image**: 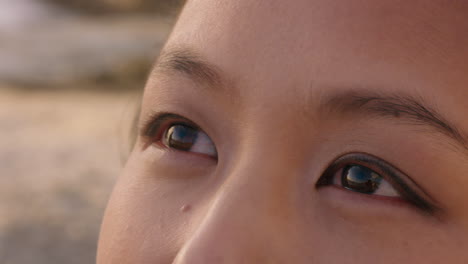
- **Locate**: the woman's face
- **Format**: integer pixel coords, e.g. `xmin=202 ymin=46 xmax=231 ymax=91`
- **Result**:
xmin=98 ymin=0 xmax=468 ymax=263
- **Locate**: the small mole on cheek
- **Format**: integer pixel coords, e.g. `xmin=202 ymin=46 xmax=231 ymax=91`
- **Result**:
xmin=393 ymin=111 xmax=401 ymax=118
xmin=180 ymin=204 xmax=191 ymax=213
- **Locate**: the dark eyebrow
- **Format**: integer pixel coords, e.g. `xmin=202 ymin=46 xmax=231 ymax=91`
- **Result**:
xmin=148 ymin=49 xmax=467 ymax=152
xmin=322 ymin=90 xmax=468 ymax=151
xmin=152 ymin=47 xmax=223 ymax=88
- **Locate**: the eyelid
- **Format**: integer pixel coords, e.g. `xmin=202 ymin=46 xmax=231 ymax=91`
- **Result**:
xmin=140 ymin=112 xmax=200 ymax=150
xmin=317 ymin=153 xmax=439 ymax=214
xmin=142 ymin=112 xmax=198 ymax=138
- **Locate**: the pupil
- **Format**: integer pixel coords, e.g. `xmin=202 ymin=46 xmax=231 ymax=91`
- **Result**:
xmin=341 ymin=165 xmax=382 ymax=194
xmin=165 ymin=125 xmax=198 ymax=151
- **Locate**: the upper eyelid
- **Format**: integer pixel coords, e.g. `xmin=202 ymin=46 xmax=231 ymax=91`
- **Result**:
xmin=141 ymin=112 xmax=198 ymax=138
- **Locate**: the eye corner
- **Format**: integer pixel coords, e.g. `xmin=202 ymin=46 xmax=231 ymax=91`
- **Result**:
xmin=315 ymin=162 xmax=339 ymax=188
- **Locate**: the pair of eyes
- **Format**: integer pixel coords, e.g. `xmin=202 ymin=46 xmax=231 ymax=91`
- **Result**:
xmin=161 ymin=123 xmax=391 ymax=194
xmin=149 ymin=116 xmax=433 ymax=213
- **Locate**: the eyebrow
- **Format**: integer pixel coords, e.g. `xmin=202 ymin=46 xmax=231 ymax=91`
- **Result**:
xmin=322 ymin=90 xmax=468 ymax=152
xmin=152 ymin=48 xmax=223 ymax=88
xmin=147 ymin=48 xmax=468 ymax=153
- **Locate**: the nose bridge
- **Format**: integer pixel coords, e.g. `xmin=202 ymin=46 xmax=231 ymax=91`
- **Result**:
xmin=173 ymin=157 xmax=296 ymax=264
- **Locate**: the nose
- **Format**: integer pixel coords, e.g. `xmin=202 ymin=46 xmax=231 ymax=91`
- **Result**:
xmin=172 ymin=164 xmax=296 ymax=264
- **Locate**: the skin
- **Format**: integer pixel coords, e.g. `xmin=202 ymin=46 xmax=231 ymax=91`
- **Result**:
xmin=97 ymin=0 xmax=468 ymax=263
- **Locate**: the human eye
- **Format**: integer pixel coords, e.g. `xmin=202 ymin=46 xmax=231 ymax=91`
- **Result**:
xmin=143 ymin=113 xmax=217 ymax=159
xmin=316 ymin=153 xmax=436 ymax=213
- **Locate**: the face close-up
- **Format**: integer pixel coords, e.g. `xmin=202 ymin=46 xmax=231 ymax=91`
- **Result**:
xmin=97 ymin=0 xmax=468 ymax=263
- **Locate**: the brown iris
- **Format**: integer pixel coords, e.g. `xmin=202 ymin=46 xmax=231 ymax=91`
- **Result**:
xmin=341 ymin=165 xmax=383 ymax=194
xmin=164 ymin=124 xmax=198 ymax=151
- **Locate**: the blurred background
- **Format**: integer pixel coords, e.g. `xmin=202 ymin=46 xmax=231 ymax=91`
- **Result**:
xmin=0 ymin=0 xmax=184 ymax=263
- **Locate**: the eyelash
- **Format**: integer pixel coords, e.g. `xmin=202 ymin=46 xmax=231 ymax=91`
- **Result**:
xmin=143 ymin=113 xmax=436 ymax=214
xmin=316 ymin=153 xmax=436 ymax=214
xmin=143 ymin=113 xmax=197 ymax=139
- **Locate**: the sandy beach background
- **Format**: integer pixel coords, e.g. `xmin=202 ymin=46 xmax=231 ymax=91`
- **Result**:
xmin=0 ymin=1 xmax=180 ymax=263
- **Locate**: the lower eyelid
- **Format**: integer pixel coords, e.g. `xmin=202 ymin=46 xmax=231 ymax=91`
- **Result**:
xmin=319 ymin=185 xmax=414 ymax=211
xmin=144 ymin=141 xmax=217 ymax=169
xmin=317 ymin=185 xmax=440 ymax=224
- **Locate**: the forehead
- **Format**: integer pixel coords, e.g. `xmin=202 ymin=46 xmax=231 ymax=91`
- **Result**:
xmin=155 ymin=0 xmax=468 ymax=126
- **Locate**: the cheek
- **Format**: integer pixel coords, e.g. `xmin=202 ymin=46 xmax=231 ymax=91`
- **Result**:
xmin=98 ymin=151 xmax=468 ymax=263
xmin=301 ymin=196 xmax=459 ymax=263
xmin=97 ymin=151 xmax=217 ymax=264
xmin=97 ymin=174 xmax=191 ymax=263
